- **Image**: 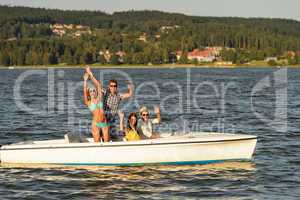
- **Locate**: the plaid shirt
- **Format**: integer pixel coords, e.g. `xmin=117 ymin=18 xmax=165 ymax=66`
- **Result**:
xmin=103 ymin=88 xmax=121 ymax=119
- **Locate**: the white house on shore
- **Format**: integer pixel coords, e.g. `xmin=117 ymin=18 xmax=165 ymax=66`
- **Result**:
xmin=176 ymin=47 xmax=222 ymax=62
xmin=187 ymin=49 xmax=216 ymax=62
xmin=265 ymin=57 xmax=278 ymax=62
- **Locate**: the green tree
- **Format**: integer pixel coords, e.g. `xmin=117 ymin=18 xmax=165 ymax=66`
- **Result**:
xmin=84 ymin=51 xmax=94 ymax=64
xmin=49 ymin=52 xmax=58 ymax=64
xmin=98 ymin=54 xmax=107 ymax=64
xmin=221 ymin=49 xmax=236 ymax=63
xmin=268 ymin=59 xmax=278 ymax=66
xmin=0 ymin=51 xmax=10 ymax=66
xmin=16 ymin=49 xmax=26 ymax=65
xmin=123 ymin=54 xmax=133 ymax=64
xmin=192 ymin=58 xmax=198 ymax=65
xmin=43 ymin=53 xmax=50 ymax=65
xmin=31 ymin=51 xmax=39 ymax=65
xmin=61 ymin=48 xmax=73 ymax=64
xmin=133 ymin=52 xmax=147 ymax=64
xmin=111 ymin=54 xmax=120 ymax=65
xmin=79 ymin=56 xmax=86 ymax=65
xmin=295 ymin=54 xmax=300 ymax=64
xmin=25 ymin=52 xmax=33 ymax=65
xmin=178 ymin=52 xmax=188 ymax=64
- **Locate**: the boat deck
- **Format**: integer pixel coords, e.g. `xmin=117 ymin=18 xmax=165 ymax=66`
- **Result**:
xmin=1 ymin=132 xmax=257 ymax=150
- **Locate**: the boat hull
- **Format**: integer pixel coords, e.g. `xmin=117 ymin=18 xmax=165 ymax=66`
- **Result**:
xmin=0 ymin=133 xmax=257 ymax=166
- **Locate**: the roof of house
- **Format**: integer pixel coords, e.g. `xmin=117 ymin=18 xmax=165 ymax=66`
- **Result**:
xmin=188 ymin=49 xmax=212 ymax=57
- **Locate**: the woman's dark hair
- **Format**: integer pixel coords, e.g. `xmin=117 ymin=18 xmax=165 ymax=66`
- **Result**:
xmin=127 ymin=112 xmax=138 ymax=131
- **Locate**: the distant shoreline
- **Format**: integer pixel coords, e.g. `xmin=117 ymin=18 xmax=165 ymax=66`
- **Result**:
xmin=1 ymin=63 xmax=300 ymax=69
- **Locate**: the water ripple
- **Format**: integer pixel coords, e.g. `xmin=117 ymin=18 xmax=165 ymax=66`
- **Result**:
xmin=0 ymin=68 xmax=300 ymax=199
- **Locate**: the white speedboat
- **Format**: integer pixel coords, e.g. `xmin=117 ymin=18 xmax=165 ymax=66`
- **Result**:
xmin=0 ymin=132 xmax=257 ymax=166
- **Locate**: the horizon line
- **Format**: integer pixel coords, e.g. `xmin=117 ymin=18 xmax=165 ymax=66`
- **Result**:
xmin=1 ymin=4 xmax=299 ymax=22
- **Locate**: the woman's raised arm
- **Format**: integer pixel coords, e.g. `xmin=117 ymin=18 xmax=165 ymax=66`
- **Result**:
xmin=86 ymin=66 xmax=102 ymax=99
xmin=83 ymin=73 xmax=89 ymax=106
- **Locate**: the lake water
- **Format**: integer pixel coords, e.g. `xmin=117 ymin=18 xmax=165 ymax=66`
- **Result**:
xmin=0 ymin=67 xmax=299 ymax=199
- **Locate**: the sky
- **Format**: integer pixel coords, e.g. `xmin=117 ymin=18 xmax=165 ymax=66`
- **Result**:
xmin=1 ymin=0 xmax=300 ymax=21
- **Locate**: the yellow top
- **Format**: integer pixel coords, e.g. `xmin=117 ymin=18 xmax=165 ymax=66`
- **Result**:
xmin=125 ymin=129 xmax=141 ymax=141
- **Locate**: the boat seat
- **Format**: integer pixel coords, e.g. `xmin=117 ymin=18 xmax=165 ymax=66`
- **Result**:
xmin=16 ymin=141 xmax=35 ymax=145
xmin=64 ymin=132 xmax=88 ymax=143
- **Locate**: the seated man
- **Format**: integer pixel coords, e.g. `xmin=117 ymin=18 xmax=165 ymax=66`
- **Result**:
xmin=138 ymin=106 xmax=161 ymax=139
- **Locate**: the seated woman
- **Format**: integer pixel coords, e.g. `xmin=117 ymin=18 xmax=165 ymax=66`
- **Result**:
xmin=138 ymin=106 xmax=161 ymax=139
xmin=118 ymin=111 xmax=141 ymax=141
xmin=83 ymin=67 xmax=110 ymax=142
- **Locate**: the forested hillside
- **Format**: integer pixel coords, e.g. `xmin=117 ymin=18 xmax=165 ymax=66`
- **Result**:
xmin=0 ymin=5 xmax=300 ymax=66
